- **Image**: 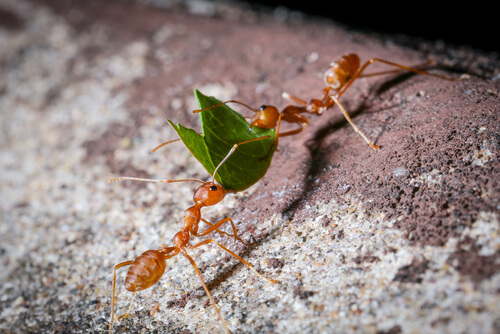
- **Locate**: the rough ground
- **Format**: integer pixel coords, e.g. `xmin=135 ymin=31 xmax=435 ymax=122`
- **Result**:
xmin=0 ymin=1 xmax=499 ymax=333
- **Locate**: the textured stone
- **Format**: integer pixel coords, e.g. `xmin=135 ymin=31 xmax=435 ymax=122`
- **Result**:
xmin=0 ymin=1 xmax=498 ymax=333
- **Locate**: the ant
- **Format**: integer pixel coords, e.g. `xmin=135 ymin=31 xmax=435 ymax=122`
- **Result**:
xmin=192 ymin=53 xmax=467 ymax=151
xmin=109 ymin=136 xmax=278 ymax=334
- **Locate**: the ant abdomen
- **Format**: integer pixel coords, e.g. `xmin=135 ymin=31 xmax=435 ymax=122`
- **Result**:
xmin=125 ymin=250 xmax=167 ymax=292
xmin=324 ymin=53 xmax=360 ymax=90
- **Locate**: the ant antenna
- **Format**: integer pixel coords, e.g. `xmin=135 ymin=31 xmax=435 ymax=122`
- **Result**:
xmin=193 ymin=100 xmax=259 ymax=114
xmin=152 ymin=138 xmax=180 ymax=152
xmin=210 ymin=136 xmax=271 ymax=183
xmin=152 ymin=131 xmax=202 ymax=153
xmin=109 ymin=177 xmax=205 ymax=184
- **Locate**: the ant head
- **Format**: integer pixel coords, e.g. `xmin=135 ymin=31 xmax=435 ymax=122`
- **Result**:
xmin=193 ymin=181 xmax=226 ymax=207
xmin=253 ymin=105 xmax=279 ymax=129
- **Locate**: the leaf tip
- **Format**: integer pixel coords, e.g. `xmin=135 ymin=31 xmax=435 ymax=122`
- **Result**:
xmin=166 ymin=119 xmax=181 ymax=131
xmin=194 ymin=88 xmax=204 ymax=100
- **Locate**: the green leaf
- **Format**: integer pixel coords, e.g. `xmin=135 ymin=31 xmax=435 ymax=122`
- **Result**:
xmin=167 ymin=120 xmax=214 ymax=171
xmin=168 ymin=90 xmax=276 ymax=191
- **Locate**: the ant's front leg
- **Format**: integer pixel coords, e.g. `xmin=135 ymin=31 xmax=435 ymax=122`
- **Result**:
xmin=282 ymin=91 xmax=329 ymax=115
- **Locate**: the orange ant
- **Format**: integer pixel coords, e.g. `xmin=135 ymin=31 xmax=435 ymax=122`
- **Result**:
xmin=192 ymin=53 xmax=467 ymax=151
xmin=109 ymin=136 xmax=278 ymax=334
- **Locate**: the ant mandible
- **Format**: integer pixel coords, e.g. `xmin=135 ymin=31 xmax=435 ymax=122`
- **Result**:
xmin=109 ymin=136 xmax=278 ymax=334
xmin=190 ymin=53 xmax=466 ymax=151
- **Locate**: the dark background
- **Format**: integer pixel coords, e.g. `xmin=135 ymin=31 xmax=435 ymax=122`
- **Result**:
xmin=239 ymin=1 xmax=497 ymax=54
xmin=23 ymin=0 xmax=497 ymax=54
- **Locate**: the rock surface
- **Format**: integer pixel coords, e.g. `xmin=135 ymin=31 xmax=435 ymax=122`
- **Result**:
xmin=0 ymin=1 xmax=498 ymax=333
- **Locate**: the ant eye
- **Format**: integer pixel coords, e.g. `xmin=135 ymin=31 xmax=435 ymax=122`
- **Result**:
xmin=259 ymin=105 xmax=267 ymax=111
xmin=210 ymin=185 xmax=218 ymax=191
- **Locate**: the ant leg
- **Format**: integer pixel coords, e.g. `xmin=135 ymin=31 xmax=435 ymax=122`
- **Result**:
xmin=192 ymin=239 xmax=278 ymax=283
xmin=200 ymin=219 xmax=257 ymax=245
xmin=282 ymin=92 xmax=308 ymax=106
xmin=277 ymin=111 xmax=309 ymax=138
xmin=198 ymin=218 xmax=234 ymax=239
xmin=253 ymin=113 xmax=284 ymax=162
xmin=263 ymin=110 xmax=309 ymax=156
xmin=277 ymin=125 xmax=306 ymax=138
xmin=109 ymin=260 xmax=133 ymax=334
xmin=180 ymin=250 xmax=231 ymax=334
xmin=357 ymin=59 xmax=435 ymax=79
xmin=117 ymin=293 xmax=136 ymax=321
xmin=329 ymin=94 xmax=380 ymax=151
xmin=197 ymin=217 xmax=252 ymax=246
xmin=269 ymin=113 xmax=283 ymax=153
xmin=282 ymin=91 xmax=330 ymax=115
xmin=337 ymin=58 xmax=468 ymax=99
xmin=282 ymin=86 xmax=333 ymax=103
xmin=159 ymin=246 xmax=179 ymax=259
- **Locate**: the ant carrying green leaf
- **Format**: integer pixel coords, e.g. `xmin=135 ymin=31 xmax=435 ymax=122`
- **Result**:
xmin=109 ymin=136 xmax=278 ymax=334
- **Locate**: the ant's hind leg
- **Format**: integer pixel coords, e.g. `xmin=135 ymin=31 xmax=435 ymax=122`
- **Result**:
xmin=337 ymin=58 xmax=468 ymax=99
xmin=117 ymin=293 xmax=136 ymax=321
